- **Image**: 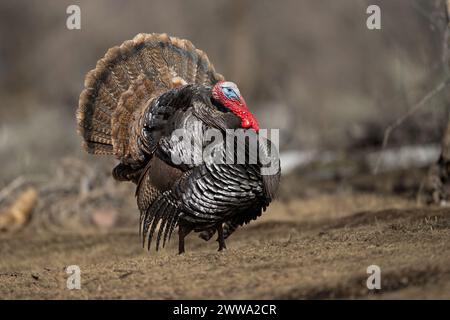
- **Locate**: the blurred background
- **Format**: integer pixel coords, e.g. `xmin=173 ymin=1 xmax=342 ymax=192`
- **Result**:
xmin=1 ymin=0 xmax=450 ymax=300
xmin=0 ymin=0 xmax=449 ymax=229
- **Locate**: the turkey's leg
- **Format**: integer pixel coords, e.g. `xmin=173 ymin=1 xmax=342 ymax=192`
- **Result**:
xmin=217 ymin=224 xmax=227 ymax=251
xmin=178 ymin=224 xmax=191 ymax=254
xmin=223 ymin=220 xmax=239 ymax=239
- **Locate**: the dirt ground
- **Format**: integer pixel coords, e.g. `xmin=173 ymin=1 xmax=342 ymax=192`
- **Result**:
xmin=1 ymin=190 xmax=450 ymax=300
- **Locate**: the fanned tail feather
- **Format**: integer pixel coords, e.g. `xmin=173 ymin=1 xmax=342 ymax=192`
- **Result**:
xmin=76 ymin=33 xmax=224 ymax=161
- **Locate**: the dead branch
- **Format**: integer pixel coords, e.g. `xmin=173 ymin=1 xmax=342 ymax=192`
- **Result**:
xmin=373 ymin=77 xmax=450 ymax=174
xmin=447 ymin=0 xmax=450 ymax=22
xmin=0 ymin=187 xmax=38 ymax=231
xmin=374 ymin=1 xmax=450 ymax=175
xmin=0 ymin=176 xmax=25 ymax=205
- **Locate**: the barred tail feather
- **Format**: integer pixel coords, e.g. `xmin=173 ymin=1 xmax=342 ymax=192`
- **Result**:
xmin=76 ymin=33 xmax=224 ymax=160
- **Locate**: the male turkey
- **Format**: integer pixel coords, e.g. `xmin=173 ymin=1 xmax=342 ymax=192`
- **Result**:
xmin=76 ymin=33 xmax=280 ymax=253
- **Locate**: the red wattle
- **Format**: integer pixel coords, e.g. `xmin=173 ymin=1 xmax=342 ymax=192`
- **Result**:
xmin=242 ymin=118 xmax=251 ymax=128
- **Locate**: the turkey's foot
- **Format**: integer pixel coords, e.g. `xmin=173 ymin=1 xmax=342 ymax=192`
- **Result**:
xmin=217 ymin=224 xmax=227 ymax=251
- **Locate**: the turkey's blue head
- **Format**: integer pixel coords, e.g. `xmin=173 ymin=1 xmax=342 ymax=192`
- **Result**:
xmin=212 ymin=81 xmax=259 ymax=132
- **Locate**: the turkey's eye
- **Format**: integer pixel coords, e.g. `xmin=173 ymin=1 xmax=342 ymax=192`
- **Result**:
xmin=222 ymin=87 xmax=239 ymax=100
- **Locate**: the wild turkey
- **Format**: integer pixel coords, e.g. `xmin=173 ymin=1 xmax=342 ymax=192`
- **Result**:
xmin=76 ymin=33 xmax=280 ymax=253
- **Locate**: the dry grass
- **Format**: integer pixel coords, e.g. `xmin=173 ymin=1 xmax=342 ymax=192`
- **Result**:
xmin=1 ymin=191 xmax=449 ymax=299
